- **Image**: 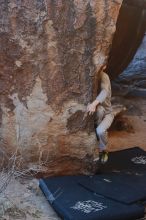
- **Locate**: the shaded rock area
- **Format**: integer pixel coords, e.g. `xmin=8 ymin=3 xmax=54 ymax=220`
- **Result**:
xmin=112 ymin=32 xmax=146 ymax=96
xmin=0 ymin=0 xmax=122 ymax=175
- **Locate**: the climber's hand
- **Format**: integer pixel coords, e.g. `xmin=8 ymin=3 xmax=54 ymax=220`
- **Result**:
xmin=87 ymin=100 xmax=99 ymax=115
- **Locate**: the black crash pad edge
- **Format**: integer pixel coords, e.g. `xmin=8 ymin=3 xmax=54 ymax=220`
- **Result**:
xmin=39 ymin=179 xmax=55 ymax=204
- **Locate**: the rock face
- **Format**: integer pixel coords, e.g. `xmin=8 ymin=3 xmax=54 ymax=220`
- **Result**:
xmin=123 ymin=32 xmax=146 ymax=82
xmin=113 ymin=32 xmax=146 ymax=95
xmin=0 ymin=0 xmax=122 ymax=175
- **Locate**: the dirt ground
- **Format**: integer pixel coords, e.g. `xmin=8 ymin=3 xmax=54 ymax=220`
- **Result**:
xmin=0 ymin=96 xmax=146 ymax=220
xmin=109 ymin=96 xmax=146 ymax=152
xmin=0 ymin=177 xmax=61 ymax=220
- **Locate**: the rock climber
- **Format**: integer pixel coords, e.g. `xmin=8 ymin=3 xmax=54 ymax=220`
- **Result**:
xmin=87 ymin=64 xmax=114 ymax=164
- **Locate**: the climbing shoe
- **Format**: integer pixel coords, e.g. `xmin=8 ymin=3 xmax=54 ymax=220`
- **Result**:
xmin=99 ymin=151 xmax=109 ymax=164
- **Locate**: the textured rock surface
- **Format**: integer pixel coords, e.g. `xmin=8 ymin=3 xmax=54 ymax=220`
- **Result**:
xmin=0 ymin=0 xmax=122 ymax=175
xmin=0 ymin=176 xmax=61 ymax=220
xmin=113 ymin=32 xmax=146 ymax=95
xmin=120 ymin=32 xmax=146 ymax=83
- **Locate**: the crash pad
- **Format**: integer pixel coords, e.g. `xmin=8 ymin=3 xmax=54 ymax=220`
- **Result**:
xmin=39 ymin=176 xmax=145 ymax=220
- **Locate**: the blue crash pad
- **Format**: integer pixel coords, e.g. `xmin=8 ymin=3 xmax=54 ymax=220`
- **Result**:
xmin=79 ymin=172 xmax=146 ymax=204
xmin=39 ymin=176 xmax=145 ymax=220
xmin=102 ymin=147 xmax=146 ymax=173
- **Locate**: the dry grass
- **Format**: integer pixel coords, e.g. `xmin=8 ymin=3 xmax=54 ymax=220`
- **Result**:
xmin=0 ymin=143 xmax=60 ymax=220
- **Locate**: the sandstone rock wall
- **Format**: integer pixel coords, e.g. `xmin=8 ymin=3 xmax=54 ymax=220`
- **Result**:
xmin=0 ymin=0 xmax=122 ymax=175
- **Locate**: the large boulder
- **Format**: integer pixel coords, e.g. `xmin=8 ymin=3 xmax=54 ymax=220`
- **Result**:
xmin=113 ymin=32 xmax=146 ymax=96
xmin=118 ymin=32 xmax=146 ymax=84
xmin=0 ymin=0 xmax=122 ymax=175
